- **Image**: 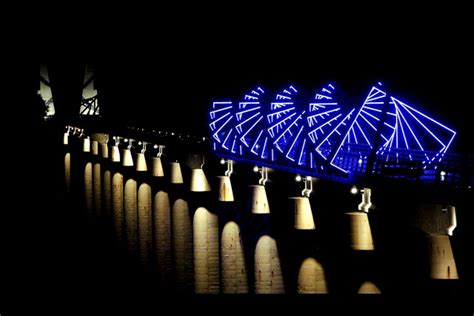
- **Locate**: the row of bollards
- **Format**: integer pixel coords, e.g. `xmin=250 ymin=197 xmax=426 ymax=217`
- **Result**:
xmin=63 ymin=129 xmax=460 ymax=295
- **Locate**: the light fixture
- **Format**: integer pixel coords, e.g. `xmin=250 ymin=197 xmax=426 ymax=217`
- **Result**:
xmin=446 ymin=206 xmax=457 ymax=236
xmin=63 ymin=126 xmax=70 ymax=145
xmin=350 ymin=185 xmax=358 ymax=195
xmin=218 ymin=160 xmax=234 ymax=202
xmin=440 ymin=170 xmax=446 ymax=181
xmin=358 ymin=188 xmax=373 ymax=213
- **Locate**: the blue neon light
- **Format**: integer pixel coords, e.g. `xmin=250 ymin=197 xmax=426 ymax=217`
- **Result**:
xmin=209 ymin=82 xmax=457 ymax=182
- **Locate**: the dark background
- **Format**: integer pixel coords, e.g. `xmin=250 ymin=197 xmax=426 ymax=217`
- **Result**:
xmin=46 ymin=37 xmax=474 ymax=156
xmin=5 ymin=17 xmax=474 ymax=314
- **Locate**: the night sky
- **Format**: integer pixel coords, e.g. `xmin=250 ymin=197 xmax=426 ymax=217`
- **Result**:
xmin=43 ymin=20 xmax=473 ymax=155
xmin=92 ymin=54 xmax=472 ymax=154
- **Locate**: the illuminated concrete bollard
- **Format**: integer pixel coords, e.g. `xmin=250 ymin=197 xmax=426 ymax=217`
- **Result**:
xmin=64 ymin=153 xmax=71 ymax=193
xmin=172 ymin=198 xmax=193 ymax=291
xmin=218 ymin=176 xmax=234 ymax=202
xmin=255 ymin=235 xmax=285 ymax=294
xmin=250 ymin=185 xmax=270 ymax=214
xmin=124 ymin=178 xmax=138 ymax=256
xmin=82 ymin=131 xmax=92 ymax=216
xmin=103 ymin=169 xmax=112 ymax=218
xmin=426 ymin=234 xmax=458 ymax=279
xmin=190 ymin=164 xmax=219 ymax=294
xmin=154 ymin=191 xmax=171 ymax=283
xmin=93 ymin=162 xmax=101 ymax=217
xmin=84 ymin=162 xmax=93 ymax=215
xmin=122 ymin=144 xmax=138 ymax=255
xmin=170 ymin=161 xmax=194 ymax=290
xmin=136 ymin=149 xmax=152 ymax=270
xmin=100 ymin=143 xmax=111 ymax=218
xmin=221 ymin=221 xmax=248 ymax=294
xmin=345 ymin=212 xmax=374 ymax=251
xmin=138 ymin=183 xmax=152 ymax=269
xmin=112 ymin=172 xmax=124 ymax=244
xmin=297 ymin=258 xmax=328 ymax=294
xmin=219 ymin=165 xmax=248 ymax=294
xmin=291 ymin=197 xmax=315 ymax=230
xmin=357 ymin=281 xmax=381 ymax=294
xmin=292 ymin=189 xmax=328 ymax=293
xmin=193 ymin=207 xmax=219 ymax=294
xmin=90 ymin=140 xmax=101 ymax=218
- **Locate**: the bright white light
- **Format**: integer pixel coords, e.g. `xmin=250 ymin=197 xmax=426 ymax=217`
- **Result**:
xmin=295 ymin=175 xmax=302 ymax=182
xmin=124 ymin=139 xmax=128 ymax=143
xmin=220 ymin=158 xmax=225 ymax=165
xmin=306 ymin=176 xmax=312 ymax=181
xmin=154 ymin=144 xmax=158 ymax=149
xmin=253 ymin=166 xmax=259 ymax=173
xmin=138 ymin=141 xmax=142 ymax=145
xmin=358 ymin=158 xmax=363 ymax=165
xmin=440 ymin=171 xmax=446 ymax=176
xmin=350 ymin=186 xmax=358 ymax=195
xmin=171 ymin=132 xmax=175 ymax=136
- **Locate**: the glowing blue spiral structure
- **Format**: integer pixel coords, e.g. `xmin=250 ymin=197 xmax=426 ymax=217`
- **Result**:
xmin=209 ymin=82 xmax=456 ymax=182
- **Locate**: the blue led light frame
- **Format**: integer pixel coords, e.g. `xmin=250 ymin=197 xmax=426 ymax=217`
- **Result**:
xmin=235 ymin=86 xmax=277 ymax=161
xmin=209 ymin=100 xmax=242 ymax=155
xmin=209 ymin=82 xmax=456 ymax=182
